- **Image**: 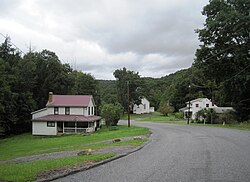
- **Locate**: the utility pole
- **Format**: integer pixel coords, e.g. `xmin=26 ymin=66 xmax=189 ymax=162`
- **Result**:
xmin=127 ymin=81 xmax=130 ymax=127
xmin=187 ymin=84 xmax=191 ymax=125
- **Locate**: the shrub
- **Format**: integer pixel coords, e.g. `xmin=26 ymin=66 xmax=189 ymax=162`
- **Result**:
xmin=158 ymin=101 xmax=175 ymax=116
xmin=218 ymin=111 xmax=237 ymax=124
xmin=100 ymin=103 xmax=123 ymax=127
xmin=195 ymin=108 xmax=217 ymax=124
xmin=175 ymin=112 xmax=184 ymax=119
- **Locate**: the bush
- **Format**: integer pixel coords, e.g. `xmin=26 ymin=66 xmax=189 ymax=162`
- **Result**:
xmin=158 ymin=101 xmax=175 ymax=116
xmin=195 ymin=108 xmax=217 ymax=124
xmin=218 ymin=111 xmax=237 ymax=124
xmin=100 ymin=103 xmax=123 ymax=127
xmin=175 ymin=112 xmax=184 ymax=119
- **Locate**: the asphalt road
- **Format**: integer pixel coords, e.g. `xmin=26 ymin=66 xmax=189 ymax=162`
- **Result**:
xmin=53 ymin=121 xmax=250 ymax=182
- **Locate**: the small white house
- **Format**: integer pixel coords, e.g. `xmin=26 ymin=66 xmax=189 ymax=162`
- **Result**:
xmin=31 ymin=92 xmax=101 ymax=136
xmin=133 ymin=97 xmax=155 ymax=114
xmin=179 ymin=98 xmax=233 ymax=120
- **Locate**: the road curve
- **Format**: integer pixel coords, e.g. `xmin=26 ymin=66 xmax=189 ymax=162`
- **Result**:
xmin=53 ymin=121 xmax=250 ymax=182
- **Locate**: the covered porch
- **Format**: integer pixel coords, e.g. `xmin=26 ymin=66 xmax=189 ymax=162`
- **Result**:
xmin=179 ymin=107 xmax=193 ymax=120
xmin=33 ymin=114 xmax=101 ymax=135
xmin=57 ymin=121 xmax=97 ymax=134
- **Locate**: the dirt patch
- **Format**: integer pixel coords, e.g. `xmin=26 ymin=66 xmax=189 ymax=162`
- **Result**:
xmin=37 ymin=162 xmax=95 ymax=181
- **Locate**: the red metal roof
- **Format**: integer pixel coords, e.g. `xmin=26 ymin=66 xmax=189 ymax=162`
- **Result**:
xmin=32 ymin=115 xmax=101 ymax=122
xmin=46 ymin=95 xmax=93 ymax=107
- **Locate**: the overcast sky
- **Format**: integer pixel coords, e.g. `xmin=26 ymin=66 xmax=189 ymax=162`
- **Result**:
xmin=0 ymin=0 xmax=209 ymax=80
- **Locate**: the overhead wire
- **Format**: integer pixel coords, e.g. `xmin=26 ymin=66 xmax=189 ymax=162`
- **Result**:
xmin=0 ymin=33 xmax=25 ymax=56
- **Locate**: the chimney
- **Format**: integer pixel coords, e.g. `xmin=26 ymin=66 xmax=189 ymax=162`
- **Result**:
xmin=48 ymin=92 xmax=53 ymax=103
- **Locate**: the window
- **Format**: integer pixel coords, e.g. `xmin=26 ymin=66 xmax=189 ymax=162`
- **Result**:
xmin=88 ymin=107 xmax=90 ymax=115
xmin=144 ymin=104 xmax=146 ymax=109
xmin=206 ymin=104 xmax=209 ymax=107
xmin=47 ymin=121 xmax=55 ymax=127
xmin=196 ymin=104 xmax=199 ymax=107
xmin=65 ymin=107 xmax=70 ymax=115
xmin=91 ymin=107 xmax=94 ymax=115
xmin=54 ymin=107 xmax=59 ymax=115
xmin=64 ymin=122 xmax=75 ymax=127
xmin=77 ymin=122 xmax=88 ymax=128
xmin=186 ymin=112 xmax=192 ymax=118
xmin=88 ymin=122 xmax=94 ymax=127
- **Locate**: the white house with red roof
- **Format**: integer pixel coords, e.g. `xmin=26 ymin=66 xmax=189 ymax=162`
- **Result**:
xmin=31 ymin=92 xmax=101 ymax=135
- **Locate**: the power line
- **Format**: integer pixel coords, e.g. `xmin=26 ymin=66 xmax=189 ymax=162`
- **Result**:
xmin=224 ymin=63 xmax=250 ymax=82
xmin=0 ymin=33 xmax=25 ymax=55
xmin=201 ymin=46 xmax=234 ymax=63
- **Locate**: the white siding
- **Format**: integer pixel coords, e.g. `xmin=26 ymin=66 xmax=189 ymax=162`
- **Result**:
xmin=182 ymin=98 xmax=217 ymax=120
xmin=88 ymin=99 xmax=95 ymax=116
xmin=58 ymin=107 xmax=65 ymax=115
xmin=32 ymin=107 xmax=53 ymax=119
xmin=83 ymin=107 xmax=88 ymax=116
xmin=149 ymin=107 xmax=155 ymax=113
xmin=133 ymin=98 xmax=151 ymax=114
xmin=32 ymin=109 xmax=47 ymax=119
xmin=85 ymin=99 xmax=95 ymax=116
xmin=31 ymin=96 xmax=97 ymax=135
xmin=69 ymin=107 xmax=84 ymax=115
xmin=32 ymin=121 xmax=57 ymax=135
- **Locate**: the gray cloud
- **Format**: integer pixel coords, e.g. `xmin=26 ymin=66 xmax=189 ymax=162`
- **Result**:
xmin=0 ymin=0 xmax=209 ymax=80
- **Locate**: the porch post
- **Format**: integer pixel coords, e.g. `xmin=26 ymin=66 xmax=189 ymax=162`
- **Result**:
xmin=63 ymin=122 xmax=64 ymax=133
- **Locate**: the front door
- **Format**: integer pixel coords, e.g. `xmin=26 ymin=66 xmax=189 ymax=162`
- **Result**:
xmin=57 ymin=122 xmax=63 ymax=133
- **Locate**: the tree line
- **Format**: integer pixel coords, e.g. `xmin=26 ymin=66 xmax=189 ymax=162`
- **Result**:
xmin=0 ymin=0 xmax=249 ymax=135
xmin=100 ymin=0 xmax=250 ymax=122
xmin=0 ymin=38 xmax=98 ymax=135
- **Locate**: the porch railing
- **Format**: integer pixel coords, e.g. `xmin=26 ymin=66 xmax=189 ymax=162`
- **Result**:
xmin=63 ymin=127 xmax=93 ymax=133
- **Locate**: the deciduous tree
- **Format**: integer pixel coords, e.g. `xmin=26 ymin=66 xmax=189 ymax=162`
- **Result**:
xmin=194 ymin=0 xmax=250 ymax=121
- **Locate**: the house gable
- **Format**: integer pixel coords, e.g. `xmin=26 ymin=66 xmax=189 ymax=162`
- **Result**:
xmin=180 ymin=97 xmax=233 ymax=120
xmin=133 ymin=97 xmax=154 ymax=114
xmin=31 ymin=93 xmax=100 ymax=136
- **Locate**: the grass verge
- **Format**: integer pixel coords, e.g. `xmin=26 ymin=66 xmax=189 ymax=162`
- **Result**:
xmin=137 ymin=115 xmax=186 ymax=124
xmin=0 ymin=154 xmax=114 ymax=182
xmin=190 ymin=122 xmax=250 ymax=131
xmin=137 ymin=115 xmax=250 ymax=131
xmin=0 ymin=125 xmax=149 ymax=161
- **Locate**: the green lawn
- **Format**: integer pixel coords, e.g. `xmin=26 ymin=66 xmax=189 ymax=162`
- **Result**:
xmin=0 ymin=125 xmax=150 ymax=182
xmin=120 ymin=112 xmax=162 ymax=120
xmin=0 ymin=154 xmax=114 ymax=182
xmin=190 ymin=122 xmax=250 ymax=131
xmin=0 ymin=125 xmax=149 ymax=161
xmin=137 ymin=115 xmax=186 ymax=124
xmin=120 ymin=113 xmax=141 ymax=120
xmin=137 ymin=115 xmax=250 ymax=131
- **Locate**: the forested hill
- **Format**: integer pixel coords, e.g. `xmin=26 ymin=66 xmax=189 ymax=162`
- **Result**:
xmin=0 ymin=38 xmax=98 ymax=135
xmin=1 ymin=0 xmax=249 ymax=136
xmin=98 ymin=68 xmax=213 ymax=112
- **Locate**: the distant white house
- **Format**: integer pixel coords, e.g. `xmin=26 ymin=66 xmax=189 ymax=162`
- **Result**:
xmin=31 ymin=92 xmax=101 ymax=136
xmin=133 ymin=97 xmax=155 ymax=114
xmin=179 ymin=98 xmax=233 ymax=120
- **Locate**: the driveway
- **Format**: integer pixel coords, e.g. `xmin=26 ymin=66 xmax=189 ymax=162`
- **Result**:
xmin=53 ymin=121 xmax=250 ymax=182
